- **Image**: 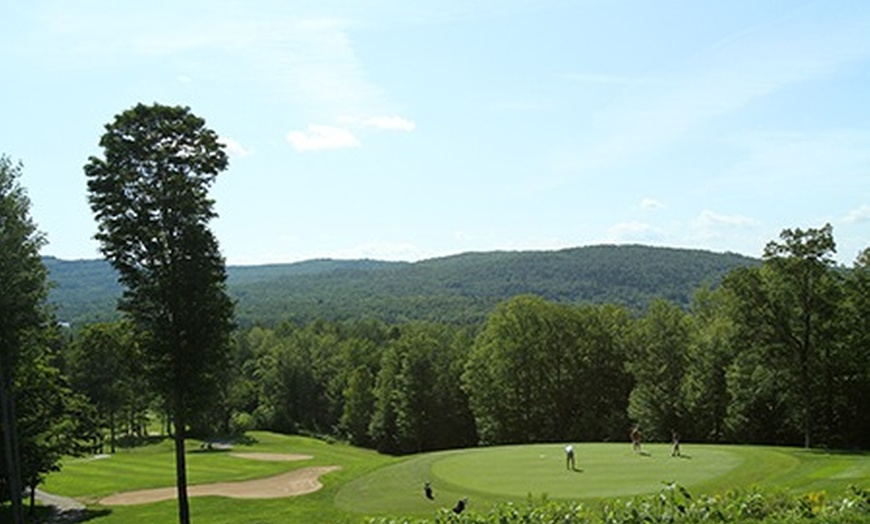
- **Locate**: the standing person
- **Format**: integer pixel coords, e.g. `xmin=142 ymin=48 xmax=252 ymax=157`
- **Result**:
xmin=630 ymin=427 xmax=643 ymax=453
xmin=671 ymin=430 xmax=681 ymax=457
xmin=565 ymin=445 xmax=576 ymax=470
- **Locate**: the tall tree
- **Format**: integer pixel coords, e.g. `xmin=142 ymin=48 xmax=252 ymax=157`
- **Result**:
xmin=723 ymin=225 xmax=839 ymax=447
xmin=683 ymin=286 xmax=736 ymax=442
xmin=834 ymin=248 xmax=870 ymax=447
xmin=0 ymin=155 xmax=50 ymax=523
xmin=762 ymin=224 xmax=839 ymax=448
xmin=370 ymin=323 xmax=476 ymax=454
xmin=85 ymin=104 xmax=235 ymax=524
xmin=67 ymin=321 xmax=141 ymax=453
xmin=340 ymin=365 xmax=376 ymax=447
xmin=626 ymin=299 xmax=691 ymax=441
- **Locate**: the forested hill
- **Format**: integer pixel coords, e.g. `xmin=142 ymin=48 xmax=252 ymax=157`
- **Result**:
xmin=44 ymin=245 xmax=759 ymax=326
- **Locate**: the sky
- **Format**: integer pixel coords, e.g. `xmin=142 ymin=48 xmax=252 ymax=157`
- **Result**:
xmin=1 ymin=0 xmax=868 ymax=266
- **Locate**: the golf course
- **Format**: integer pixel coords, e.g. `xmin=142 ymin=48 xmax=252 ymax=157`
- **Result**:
xmin=35 ymin=431 xmax=868 ymax=523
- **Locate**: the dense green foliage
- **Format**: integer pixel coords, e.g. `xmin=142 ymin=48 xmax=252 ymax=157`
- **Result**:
xmin=0 ymin=155 xmax=88 ymax=521
xmin=44 ymin=245 xmax=759 ymax=327
xmin=66 ymin=321 xmax=150 ymax=453
xmin=464 ymin=297 xmax=632 ymax=444
xmin=85 ymin=103 xmax=236 ymax=524
xmin=212 ymin=227 xmax=866 ymax=452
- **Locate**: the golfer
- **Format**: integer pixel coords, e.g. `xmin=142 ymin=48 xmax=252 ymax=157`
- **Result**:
xmin=565 ymin=444 xmax=576 ymax=470
xmin=630 ymin=427 xmax=643 ymax=453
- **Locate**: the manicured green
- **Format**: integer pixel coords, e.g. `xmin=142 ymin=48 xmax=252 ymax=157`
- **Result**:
xmin=37 ymin=433 xmax=868 ymax=523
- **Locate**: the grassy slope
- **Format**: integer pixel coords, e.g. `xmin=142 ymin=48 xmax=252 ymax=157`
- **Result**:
xmin=40 ymin=434 xmax=869 ymax=524
xmin=41 ymin=432 xmax=397 ymax=523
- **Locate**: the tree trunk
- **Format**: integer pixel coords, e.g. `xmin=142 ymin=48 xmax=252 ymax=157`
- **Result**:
xmin=110 ymin=409 xmax=116 ymax=454
xmin=28 ymin=482 xmax=35 ymax=515
xmin=0 ymin=359 xmax=25 ymax=524
xmin=173 ymin=409 xmax=190 ymax=524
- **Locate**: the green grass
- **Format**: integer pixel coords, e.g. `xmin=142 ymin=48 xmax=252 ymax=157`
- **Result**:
xmin=36 ymin=434 xmax=869 ymax=523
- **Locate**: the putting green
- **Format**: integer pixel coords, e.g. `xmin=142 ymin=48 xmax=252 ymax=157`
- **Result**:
xmin=431 ymin=443 xmax=740 ymax=498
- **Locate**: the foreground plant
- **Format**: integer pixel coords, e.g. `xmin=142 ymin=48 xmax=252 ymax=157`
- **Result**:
xmin=367 ymin=484 xmax=870 ymax=524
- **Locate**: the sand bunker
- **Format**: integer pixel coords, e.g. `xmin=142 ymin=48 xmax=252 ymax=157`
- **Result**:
xmin=99 ymin=466 xmax=341 ymax=506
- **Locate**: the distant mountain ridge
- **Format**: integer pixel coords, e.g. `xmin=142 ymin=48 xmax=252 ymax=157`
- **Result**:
xmin=43 ymin=245 xmax=759 ymax=327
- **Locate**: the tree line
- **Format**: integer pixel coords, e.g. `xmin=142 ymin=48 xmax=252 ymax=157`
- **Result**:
xmin=44 ymin=245 xmax=759 ymax=328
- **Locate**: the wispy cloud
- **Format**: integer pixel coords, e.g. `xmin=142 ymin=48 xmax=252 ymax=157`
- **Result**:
xmin=640 ymin=197 xmax=665 ymax=210
xmin=362 ymin=116 xmax=416 ymax=131
xmin=286 ymin=125 xmax=360 ymax=151
xmin=694 ymin=210 xmax=759 ymax=229
xmin=218 ymin=137 xmax=251 ymax=157
xmin=843 ymin=204 xmax=870 ymax=224
xmin=339 ymin=115 xmax=417 ymax=131
xmin=22 ymin=5 xmax=390 ymax=117
xmin=560 ymin=6 xmax=870 ymax=178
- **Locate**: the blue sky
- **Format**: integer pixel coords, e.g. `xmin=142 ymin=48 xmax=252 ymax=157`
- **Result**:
xmin=2 ymin=1 xmax=868 ymax=265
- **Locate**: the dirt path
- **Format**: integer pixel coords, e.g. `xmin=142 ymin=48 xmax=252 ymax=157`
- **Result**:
xmin=99 ymin=465 xmax=342 ymax=506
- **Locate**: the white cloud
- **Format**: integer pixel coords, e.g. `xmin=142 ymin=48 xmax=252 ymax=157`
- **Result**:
xmin=286 ymin=125 xmax=360 ymax=151
xmin=843 ymin=204 xmax=870 ymax=224
xmin=218 ymin=137 xmax=251 ymax=157
xmin=640 ymin=197 xmax=665 ymax=210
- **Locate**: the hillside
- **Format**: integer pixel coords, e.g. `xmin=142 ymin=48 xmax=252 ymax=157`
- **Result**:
xmin=44 ymin=245 xmax=759 ymax=326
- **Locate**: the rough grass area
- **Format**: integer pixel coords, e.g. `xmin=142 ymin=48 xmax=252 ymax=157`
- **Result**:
xmin=32 ymin=433 xmax=869 ymax=524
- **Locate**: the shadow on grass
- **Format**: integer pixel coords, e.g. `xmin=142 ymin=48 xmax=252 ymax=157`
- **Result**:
xmin=803 ymin=448 xmax=869 ymax=457
xmin=1 ymin=506 xmax=111 ymax=524
xmin=117 ymin=434 xmax=168 ymax=449
xmin=51 ymin=508 xmax=113 ymax=523
xmin=189 ymin=433 xmax=260 ymax=454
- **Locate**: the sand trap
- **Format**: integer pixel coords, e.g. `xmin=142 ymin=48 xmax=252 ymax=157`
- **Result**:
xmin=228 ymin=452 xmax=313 ymax=462
xmin=99 ymin=466 xmax=341 ymax=506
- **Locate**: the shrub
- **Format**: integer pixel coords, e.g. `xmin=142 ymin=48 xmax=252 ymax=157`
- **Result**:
xmin=366 ymin=484 xmax=869 ymax=524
